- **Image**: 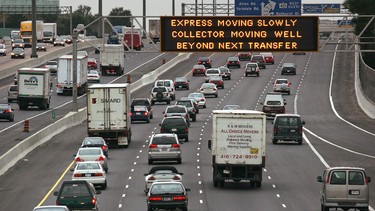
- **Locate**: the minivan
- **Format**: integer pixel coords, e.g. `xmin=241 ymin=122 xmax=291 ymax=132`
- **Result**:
xmin=317 ymin=167 xmax=371 ymax=211
xmin=272 ymin=114 xmax=305 ymax=145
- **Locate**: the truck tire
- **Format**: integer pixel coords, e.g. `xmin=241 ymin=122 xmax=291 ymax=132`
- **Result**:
xmin=192 ymin=115 xmax=196 ymax=122
xmin=213 ymin=180 xmax=219 ymax=187
xmin=219 ymin=180 xmax=225 ymax=187
xmin=177 ymin=158 xmax=182 ymax=164
xmin=148 ymin=159 xmax=153 ymax=165
xmin=185 ymin=136 xmax=189 ymax=142
xmin=321 ymin=204 xmax=329 ymax=211
xmin=272 ymin=139 xmax=278 ymax=144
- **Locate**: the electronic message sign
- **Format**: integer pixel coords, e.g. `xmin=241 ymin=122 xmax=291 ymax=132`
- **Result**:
xmin=160 ymin=16 xmax=319 ymax=52
xmin=303 ymin=4 xmax=341 ymax=14
xmin=235 ymin=0 xmax=301 ymax=16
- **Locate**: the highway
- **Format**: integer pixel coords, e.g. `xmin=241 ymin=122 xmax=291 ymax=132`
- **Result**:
xmin=0 ymin=41 xmax=374 ymax=211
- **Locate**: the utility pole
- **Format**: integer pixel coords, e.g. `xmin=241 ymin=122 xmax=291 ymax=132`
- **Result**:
xmin=31 ymin=0 xmax=38 ymax=58
xmin=143 ymin=0 xmax=146 ymax=38
xmin=98 ymin=0 xmax=102 ymax=38
xmin=72 ymin=29 xmax=78 ymax=112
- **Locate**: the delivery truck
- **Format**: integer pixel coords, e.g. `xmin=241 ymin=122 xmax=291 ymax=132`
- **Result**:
xmin=57 ymin=54 xmax=88 ymax=96
xmin=43 ymin=23 xmax=57 ymax=43
xmin=87 ymin=83 xmax=132 ymax=148
xmin=100 ymin=44 xmax=125 ymax=76
xmin=17 ymin=68 xmax=52 ymax=110
xmin=148 ymin=19 xmax=160 ymax=43
xmin=20 ymin=20 xmax=44 ymax=47
xmin=208 ymin=110 xmax=266 ymax=188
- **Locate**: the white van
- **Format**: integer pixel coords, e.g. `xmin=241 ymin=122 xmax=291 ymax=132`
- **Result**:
xmin=154 ymin=79 xmax=176 ymax=100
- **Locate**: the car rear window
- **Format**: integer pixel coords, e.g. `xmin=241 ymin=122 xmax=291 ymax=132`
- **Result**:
xmin=162 ymin=118 xmax=186 ymax=126
xmin=153 ymin=87 xmax=167 ymax=92
xmin=266 ymin=101 xmax=281 ymax=105
xmin=132 ymin=106 xmax=147 ymax=112
xmin=61 ymin=183 xmax=91 ymax=197
xmin=177 ymin=101 xmax=192 ymax=107
xmin=206 ymin=69 xmax=219 ymax=74
xmin=167 ymin=107 xmax=186 ymax=113
xmin=349 ymin=171 xmax=364 ymax=185
xmin=10 ymin=85 xmax=18 ymax=91
xmin=151 ymin=136 xmax=177 ymax=144
xmin=0 ymin=105 xmax=10 ymax=110
xmin=276 ymin=117 xmax=300 ymax=126
xmin=150 ymin=183 xmax=183 ymax=194
xmin=330 ymin=171 xmax=346 ymax=185
xmin=276 ymin=80 xmax=288 ymax=84
xmin=77 ymin=162 xmax=100 ymax=170
xmin=78 ymin=148 xmax=101 ymax=155
xmin=83 ymin=138 xmax=104 ymax=145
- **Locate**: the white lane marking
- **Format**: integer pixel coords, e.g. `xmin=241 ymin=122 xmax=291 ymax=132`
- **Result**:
xmin=131 ymin=169 xmax=134 ymax=172
xmin=198 ymin=173 xmax=201 ymax=176
xmin=272 ymin=185 xmax=276 ymax=188
xmin=125 ymin=185 xmax=129 ymax=189
xmin=200 ymin=200 xmax=204 ymax=204
xmin=129 ymin=176 xmax=132 ymax=180
xmin=122 ymin=194 xmax=125 ymax=197
xmin=282 ymin=204 xmax=286 ymax=208
xmin=199 ymin=181 xmax=202 ymax=184
xmin=276 ymin=194 xmax=280 ymax=198
xmin=119 ymin=204 xmax=122 ymax=208
xmin=268 ymin=176 xmax=272 ymax=180
xmin=199 ymin=190 xmax=203 ymax=194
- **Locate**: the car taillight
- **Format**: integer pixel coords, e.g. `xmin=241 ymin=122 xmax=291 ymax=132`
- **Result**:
xmin=172 ymin=176 xmax=180 ymax=180
xmin=184 ymin=128 xmax=189 ymax=133
xmin=164 ymin=114 xmax=167 ymax=117
xmin=144 ymin=112 xmax=149 ymax=116
xmin=227 ymin=61 xmax=230 ymax=64
xmin=149 ymin=144 xmax=158 ymax=148
xmin=166 ymin=93 xmax=169 ymax=96
xmin=57 ymin=83 xmax=62 ymax=88
xmin=186 ymin=114 xmax=189 ymax=119
xmin=192 ymin=108 xmax=196 ymax=113
xmin=299 ymin=127 xmax=303 ymax=134
xmin=184 ymin=82 xmax=188 ymax=85
xmin=56 ymin=200 xmax=60 ymax=205
xmin=207 ymin=61 xmax=211 ymax=64
xmin=149 ymin=196 xmax=163 ymax=201
xmin=200 ymin=98 xmax=205 ymax=101
xmin=200 ymin=88 xmax=203 ymax=91
xmin=161 ymin=128 xmax=165 ymax=133
xmin=91 ymin=198 xmax=96 ymax=205
xmin=129 ymin=112 xmax=133 ymax=116
xmin=366 ymin=177 xmax=370 ymax=184
xmin=273 ymin=127 xmax=277 ymax=134
xmin=94 ymin=173 xmax=103 ymax=176
xmin=172 ymin=143 xmax=180 ymax=148
xmin=173 ymin=196 xmax=186 ymax=201
xmin=5 ymin=109 xmax=11 ymax=113
xmin=148 ymin=176 xmax=156 ymax=181
xmin=73 ymin=173 xmax=83 ymax=177
xmin=96 ymin=156 xmax=105 ymax=161
xmin=213 ymin=88 xmax=217 ymax=90
xmin=174 ymin=82 xmax=177 ymax=85
xmin=101 ymin=145 xmax=107 ymax=151
xmin=326 ymin=175 xmax=330 ymax=183
xmin=198 ymin=61 xmax=202 ymax=64
xmin=75 ymin=157 xmax=82 ymax=162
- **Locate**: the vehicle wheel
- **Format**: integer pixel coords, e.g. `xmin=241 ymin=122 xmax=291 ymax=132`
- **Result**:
xmin=187 ymin=87 xmax=189 ymax=90
xmin=272 ymin=139 xmax=278 ymax=144
xmin=150 ymin=114 xmax=153 ymax=119
xmin=148 ymin=159 xmax=153 ymax=165
xmin=257 ymin=73 xmax=259 ymax=77
xmin=222 ymin=85 xmax=224 ymax=89
xmin=7 ymin=99 xmax=11 ymax=103
xmin=215 ymin=94 xmax=218 ymax=98
xmin=182 ymin=207 xmax=188 ymax=211
xmin=147 ymin=206 xmax=153 ymax=211
xmin=321 ymin=204 xmax=329 ymax=211
xmin=147 ymin=118 xmax=150 ymax=123
xmin=192 ymin=116 xmax=196 ymax=122
xmin=298 ymin=140 xmax=302 ymax=145
xmin=213 ymin=180 xmax=219 ymax=187
xmin=131 ymin=120 xmax=133 ymax=124
xmin=102 ymin=181 xmax=107 ymax=190
xmin=256 ymin=182 xmax=262 ymax=188
xmin=185 ymin=137 xmax=189 ymax=142
xmin=105 ymin=168 xmax=108 ymax=173
xmin=151 ymin=101 xmax=154 ymax=106
xmin=193 ymin=73 xmax=195 ymax=76
xmin=167 ymin=100 xmax=171 ymax=105
xmin=196 ymin=109 xmax=199 ymax=114
xmin=203 ymin=105 xmax=206 ymax=108
xmin=177 ymin=158 xmax=182 ymax=164
xmin=245 ymin=73 xmax=248 ymax=77
xmin=219 ymin=180 xmax=225 ymax=187
xmin=281 ymin=72 xmax=284 ymax=75
xmin=359 ymin=208 xmax=369 ymax=211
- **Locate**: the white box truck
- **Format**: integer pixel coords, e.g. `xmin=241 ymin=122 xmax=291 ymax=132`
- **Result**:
xmin=148 ymin=19 xmax=160 ymax=43
xmin=43 ymin=23 xmax=57 ymax=43
xmin=17 ymin=68 xmax=52 ymax=110
xmin=100 ymin=44 xmax=125 ymax=76
xmin=57 ymin=54 xmax=88 ymax=96
xmin=208 ymin=110 xmax=266 ymax=188
xmin=20 ymin=20 xmax=44 ymax=47
xmin=87 ymin=83 xmax=132 ymax=148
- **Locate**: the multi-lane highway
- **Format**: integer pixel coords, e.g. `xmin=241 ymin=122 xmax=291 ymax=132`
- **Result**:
xmin=0 ymin=41 xmax=374 ymax=211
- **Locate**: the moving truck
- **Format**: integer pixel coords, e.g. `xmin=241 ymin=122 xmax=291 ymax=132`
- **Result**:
xmin=87 ymin=83 xmax=132 ymax=148
xmin=148 ymin=19 xmax=160 ymax=43
xmin=17 ymin=68 xmax=52 ymax=110
xmin=57 ymin=55 xmax=88 ymax=96
xmin=208 ymin=110 xmax=266 ymax=188
xmin=123 ymin=33 xmax=141 ymax=51
xmin=100 ymin=44 xmax=125 ymax=76
xmin=20 ymin=20 xmax=44 ymax=47
xmin=43 ymin=23 xmax=57 ymax=43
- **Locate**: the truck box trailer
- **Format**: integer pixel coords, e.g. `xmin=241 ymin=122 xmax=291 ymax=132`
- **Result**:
xmin=57 ymin=54 xmax=88 ymax=96
xmin=17 ymin=68 xmax=52 ymax=110
xmin=100 ymin=44 xmax=125 ymax=76
xmin=208 ymin=110 xmax=266 ymax=188
xmin=148 ymin=19 xmax=160 ymax=43
xmin=20 ymin=20 xmax=44 ymax=47
xmin=87 ymin=83 xmax=132 ymax=148
xmin=43 ymin=23 xmax=57 ymax=43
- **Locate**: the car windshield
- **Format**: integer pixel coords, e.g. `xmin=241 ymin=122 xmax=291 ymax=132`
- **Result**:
xmin=150 ymin=183 xmax=184 ymax=194
xmin=0 ymin=45 xmax=4 ymax=49
xmin=162 ymin=118 xmax=186 ymax=126
xmin=0 ymin=104 xmax=10 ymax=110
xmin=77 ymin=162 xmax=100 ymax=170
xmin=60 ymin=183 xmax=91 ymax=197
xmin=14 ymin=39 xmax=23 ymax=43
xmin=151 ymin=136 xmax=177 ymax=144
xmin=153 ymin=87 xmax=167 ymax=92
xmin=78 ymin=148 xmax=101 ymax=155
xmin=13 ymin=48 xmax=23 ymax=53
xmin=37 ymin=43 xmax=45 ymax=46
xmin=166 ymin=107 xmax=186 ymax=113
xmin=88 ymin=70 xmax=98 ymax=75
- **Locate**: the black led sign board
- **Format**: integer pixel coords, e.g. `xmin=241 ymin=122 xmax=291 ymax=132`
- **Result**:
xmin=160 ymin=16 xmax=319 ymax=52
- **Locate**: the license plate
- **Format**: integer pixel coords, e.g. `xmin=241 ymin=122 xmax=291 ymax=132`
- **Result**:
xmin=290 ymin=129 xmax=295 ymax=132
xmin=350 ymin=190 xmax=360 ymax=195
xmin=223 ymin=170 xmax=230 ymax=174
xmin=171 ymin=128 xmax=177 ymax=131
xmin=163 ymin=197 xmax=172 ymax=201
xmin=287 ymin=70 xmax=290 ymax=72
xmin=179 ymin=86 xmax=182 ymax=88
xmin=161 ymin=148 xmax=168 ymax=152
xmin=136 ymin=112 xmax=140 ymax=115
xmin=85 ymin=174 xmax=91 ymax=177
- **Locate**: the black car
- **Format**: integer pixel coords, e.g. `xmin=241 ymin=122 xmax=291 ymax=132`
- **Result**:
xmin=237 ymin=52 xmax=251 ymax=61
xmin=226 ymin=56 xmax=241 ymax=68
xmin=197 ymin=57 xmax=212 ymax=68
xmin=131 ymin=105 xmax=151 ymax=123
xmin=36 ymin=42 xmax=47 ymax=51
xmin=131 ymin=98 xmax=153 ymax=119
xmin=174 ymin=77 xmax=189 ymax=90
xmin=11 ymin=39 xmax=24 ymax=49
xmin=281 ymin=63 xmax=297 ymax=75
xmin=218 ymin=66 xmax=231 ymax=80
xmin=160 ymin=116 xmax=189 ymax=142
xmin=80 ymin=136 xmax=109 ymax=158
xmin=272 ymin=114 xmax=305 ymax=145
xmin=11 ymin=48 xmax=25 ymax=59
xmin=147 ymin=181 xmax=190 ymax=211
xmin=0 ymin=104 xmax=14 ymax=121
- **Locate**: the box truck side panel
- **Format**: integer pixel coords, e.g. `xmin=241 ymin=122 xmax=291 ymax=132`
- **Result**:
xmin=18 ymin=73 xmax=44 ymax=96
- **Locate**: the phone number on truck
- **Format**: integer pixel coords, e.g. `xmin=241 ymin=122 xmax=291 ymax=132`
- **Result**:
xmin=220 ymin=154 xmax=258 ymax=159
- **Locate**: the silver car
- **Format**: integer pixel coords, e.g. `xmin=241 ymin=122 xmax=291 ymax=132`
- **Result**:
xmin=7 ymin=85 xmax=17 ymax=103
xmin=148 ymin=133 xmax=182 ymax=164
xmin=187 ymin=92 xmax=207 ymax=108
xmin=74 ymin=147 xmax=108 ymax=172
xmin=273 ymin=78 xmax=291 ymax=95
xmin=199 ymin=83 xmax=218 ymax=98
xmin=72 ymin=161 xmax=107 ymax=189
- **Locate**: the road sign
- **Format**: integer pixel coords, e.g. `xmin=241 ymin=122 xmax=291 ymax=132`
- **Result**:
xmin=303 ymin=4 xmax=341 ymax=14
xmin=235 ymin=0 xmax=301 ymax=16
xmin=160 ymin=16 xmax=318 ymax=52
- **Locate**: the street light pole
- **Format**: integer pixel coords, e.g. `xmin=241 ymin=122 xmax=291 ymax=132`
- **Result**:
xmin=31 ymin=0 xmax=38 ymax=58
xmin=72 ymin=29 xmax=78 ymax=112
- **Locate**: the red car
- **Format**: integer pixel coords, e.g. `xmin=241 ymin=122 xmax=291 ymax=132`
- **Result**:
xmin=192 ymin=64 xmax=206 ymax=76
xmin=237 ymin=52 xmax=251 ymax=61
xmin=87 ymin=58 xmax=98 ymax=69
xmin=209 ymin=75 xmax=224 ymax=89
xmin=260 ymin=52 xmax=275 ymax=64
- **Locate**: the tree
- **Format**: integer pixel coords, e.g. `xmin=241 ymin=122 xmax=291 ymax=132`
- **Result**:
xmin=108 ymin=7 xmax=132 ymax=27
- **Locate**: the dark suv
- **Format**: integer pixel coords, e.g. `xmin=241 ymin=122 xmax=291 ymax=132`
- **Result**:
xmin=272 ymin=114 xmax=305 ymax=145
xmin=53 ymin=180 xmax=100 ymax=211
xmin=197 ymin=57 xmax=212 ymax=68
xmin=131 ymin=98 xmax=153 ymax=119
xmin=159 ymin=116 xmax=189 ymax=142
xmin=281 ymin=63 xmax=297 ymax=75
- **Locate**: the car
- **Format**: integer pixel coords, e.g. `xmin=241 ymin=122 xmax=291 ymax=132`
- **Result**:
xmin=87 ymin=58 xmax=98 ymax=69
xmin=33 ymin=205 xmax=69 ymax=211
xmin=53 ymin=180 xmax=100 ymax=211
xmin=80 ymin=136 xmax=108 ymax=158
xmin=10 ymin=48 xmax=25 ymax=59
xmin=11 ymin=39 xmax=24 ymax=49
xmin=60 ymin=35 xmax=72 ymax=44
xmin=204 ymin=68 xmax=221 ymax=82
xmin=0 ymin=104 xmax=15 ymax=121
xmin=36 ymin=42 xmax=47 ymax=51
xmin=77 ymin=50 xmax=88 ymax=57
xmin=174 ymin=77 xmax=189 ymax=90
xmin=74 ymin=147 xmax=108 ymax=172
xmin=317 ymin=167 xmax=371 ymax=211
xmin=237 ymin=52 xmax=251 ymax=61
xmin=146 ymin=181 xmax=190 ymax=211
xmin=281 ymin=62 xmax=297 ymax=75
xmin=223 ymin=105 xmax=241 ymax=110
xmin=187 ymin=92 xmax=207 ymax=108
xmin=148 ymin=133 xmax=183 ymax=164
xmin=218 ymin=66 xmax=231 ymax=80
xmin=271 ymin=114 xmax=305 ymax=145
xmin=44 ymin=60 xmax=58 ymax=74
xmin=197 ymin=56 xmax=212 ymax=68
xmin=131 ymin=98 xmax=153 ymax=119
xmin=208 ymin=75 xmax=224 ymax=89
xmin=159 ymin=116 xmax=189 ymax=142
xmin=144 ymin=166 xmax=183 ymax=193
xmin=250 ymin=54 xmax=266 ymax=69
xmin=192 ymin=64 xmax=206 ymax=76
xmin=180 ymin=96 xmax=199 ymax=114
xmin=273 ymin=78 xmax=292 ymax=95
xmin=94 ymin=44 xmax=101 ymax=54
xmin=131 ymin=105 xmax=151 ymax=123
xmin=150 ymin=86 xmax=171 ymax=105
xmin=154 ymin=79 xmax=176 ymax=100
xmin=226 ymin=56 xmax=241 ymax=68
xmin=199 ymin=83 xmax=218 ymax=98
xmin=175 ymin=98 xmax=197 ymax=122
xmin=87 ymin=70 xmax=101 ymax=83
xmin=245 ymin=62 xmax=260 ymax=77
xmin=260 ymin=52 xmax=275 ymax=64
xmin=0 ymin=44 xmax=7 ymax=56
xmin=71 ymin=161 xmax=107 ymax=189
xmin=163 ymin=105 xmax=190 ymax=124
xmin=7 ymin=85 xmax=17 ymax=103
xmin=53 ymin=38 xmax=66 ymax=46
xmin=293 ymin=52 xmax=306 ymax=55
xmin=261 ymin=92 xmax=286 ymax=117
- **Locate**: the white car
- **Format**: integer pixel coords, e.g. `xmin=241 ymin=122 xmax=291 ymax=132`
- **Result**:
xmin=0 ymin=44 xmax=7 ymax=56
xmin=187 ymin=92 xmax=207 ymax=108
xmin=87 ymin=70 xmax=101 ymax=83
xmin=74 ymin=147 xmax=108 ymax=172
xmin=204 ymin=68 xmax=221 ymax=82
xmin=144 ymin=166 xmax=183 ymax=193
xmin=71 ymin=161 xmax=107 ymax=189
xmin=199 ymin=83 xmax=218 ymax=98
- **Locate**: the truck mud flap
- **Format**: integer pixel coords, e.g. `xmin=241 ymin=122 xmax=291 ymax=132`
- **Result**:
xmin=118 ymin=136 xmax=129 ymax=148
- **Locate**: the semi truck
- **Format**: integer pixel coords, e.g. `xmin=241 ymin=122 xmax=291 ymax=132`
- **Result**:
xmin=20 ymin=20 xmax=44 ymax=47
xmin=87 ymin=83 xmax=132 ymax=148
xmin=208 ymin=110 xmax=266 ymax=188
xmin=100 ymin=44 xmax=125 ymax=76
xmin=43 ymin=23 xmax=57 ymax=43
xmin=56 ymin=54 xmax=88 ymax=96
xmin=17 ymin=68 xmax=52 ymax=110
xmin=148 ymin=19 xmax=160 ymax=43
